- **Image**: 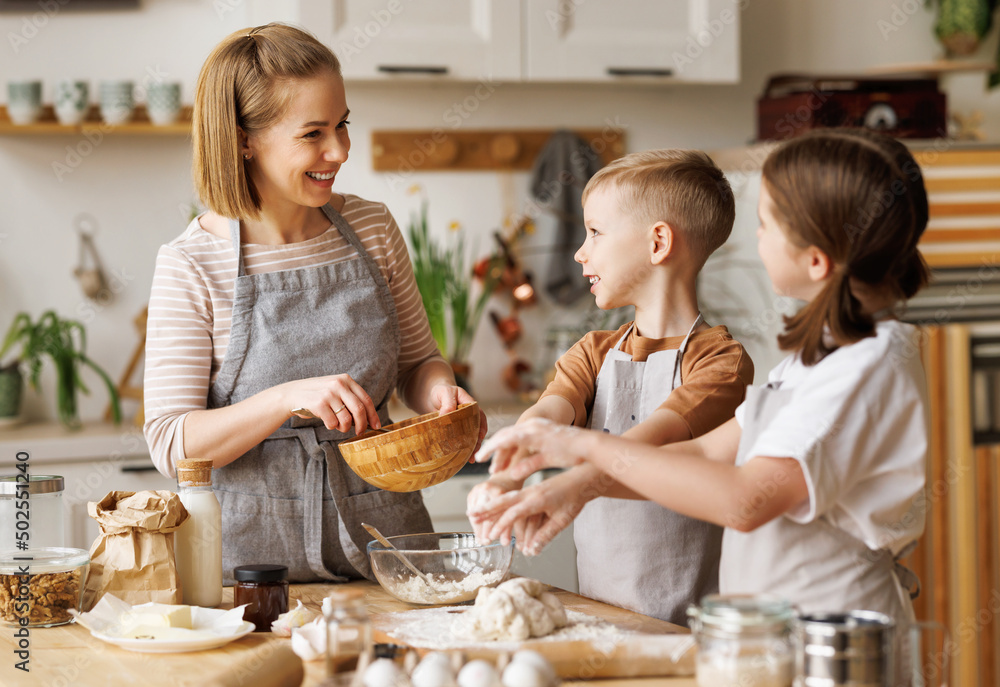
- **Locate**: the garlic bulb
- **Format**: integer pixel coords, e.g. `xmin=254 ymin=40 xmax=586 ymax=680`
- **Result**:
xmin=271 ymin=600 xmax=319 ymax=637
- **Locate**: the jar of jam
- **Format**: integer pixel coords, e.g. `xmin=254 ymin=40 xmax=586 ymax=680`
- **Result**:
xmin=233 ymin=564 xmax=289 ymax=632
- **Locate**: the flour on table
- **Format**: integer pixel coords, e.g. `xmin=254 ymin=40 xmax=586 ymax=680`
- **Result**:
xmin=374 ymin=607 xmax=633 ymax=651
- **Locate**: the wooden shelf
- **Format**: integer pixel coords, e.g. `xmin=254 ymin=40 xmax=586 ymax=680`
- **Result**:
xmin=0 ymin=104 xmax=192 ymax=135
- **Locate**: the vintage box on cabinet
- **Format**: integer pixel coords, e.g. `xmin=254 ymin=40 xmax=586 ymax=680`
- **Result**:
xmin=756 ymin=74 xmax=947 ymax=141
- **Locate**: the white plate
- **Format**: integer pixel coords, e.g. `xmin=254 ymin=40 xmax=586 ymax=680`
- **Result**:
xmin=90 ymin=620 xmax=256 ymax=653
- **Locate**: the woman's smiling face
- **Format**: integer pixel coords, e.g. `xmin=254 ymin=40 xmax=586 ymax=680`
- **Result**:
xmin=245 ymin=69 xmax=351 ymax=213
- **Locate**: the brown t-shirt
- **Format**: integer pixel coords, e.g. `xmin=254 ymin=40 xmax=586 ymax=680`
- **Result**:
xmin=540 ymin=322 xmax=754 ymax=438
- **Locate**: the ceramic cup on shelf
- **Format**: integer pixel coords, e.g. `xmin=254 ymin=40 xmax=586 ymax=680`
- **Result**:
xmin=98 ymin=80 xmax=134 ymax=125
xmin=146 ymin=81 xmax=181 ymax=126
xmin=54 ymin=80 xmax=89 ymax=126
xmin=6 ymin=80 xmax=42 ymax=125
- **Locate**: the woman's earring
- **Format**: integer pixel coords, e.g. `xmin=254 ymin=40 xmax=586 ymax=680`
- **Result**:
xmin=243 ymin=153 xmax=251 ymax=160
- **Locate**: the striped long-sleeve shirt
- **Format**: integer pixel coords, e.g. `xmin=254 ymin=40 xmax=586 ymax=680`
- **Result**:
xmin=143 ymin=194 xmax=443 ymax=477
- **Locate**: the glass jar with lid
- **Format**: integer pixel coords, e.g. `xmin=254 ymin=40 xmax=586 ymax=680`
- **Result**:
xmin=0 ymin=475 xmax=65 ymax=549
xmin=325 ymin=587 xmax=372 ymax=685
xmin=687 ymin=594 xmax=795 ymax=687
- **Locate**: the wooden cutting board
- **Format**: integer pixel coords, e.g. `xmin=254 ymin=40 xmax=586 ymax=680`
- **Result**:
xmin=370 ymin=588 xmax=696 ymax=680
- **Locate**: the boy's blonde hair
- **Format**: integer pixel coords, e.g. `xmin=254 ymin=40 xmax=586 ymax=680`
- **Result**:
xmin=582 ymin=149 xmax=735 ymax=267
xmin=192 ymin=23 xmax=342 ymax=221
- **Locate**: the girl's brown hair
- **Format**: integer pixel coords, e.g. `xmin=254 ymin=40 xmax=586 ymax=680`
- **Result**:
xmin=192 ymin=23 xmax=342 ymax=220
xmin=763 ymin=129 xmax=929 ymax=365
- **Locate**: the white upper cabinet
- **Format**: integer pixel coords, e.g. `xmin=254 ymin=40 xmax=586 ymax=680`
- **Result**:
xmin=299 ymin=0 xmax=521 ymax=81
xmin=291 ymin=0 xmax=739 ymax=83
xmin=524 ymin=0 xmax=739 ymax=83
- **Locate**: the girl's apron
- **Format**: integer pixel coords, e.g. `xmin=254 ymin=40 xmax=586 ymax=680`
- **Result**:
xmin=575 ymin=315 xmax=724 ymax=625
xmin=721 ymin=380 xmax=919 ymax=679
xmin=208 ymin=203 xmax=433 ymax=583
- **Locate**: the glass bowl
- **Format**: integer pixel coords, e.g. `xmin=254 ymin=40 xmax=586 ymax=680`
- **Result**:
xmin=367 ymin=532 xmax=513 ymax=605
xmin=0 ymin=547 xmax=90 ymax=627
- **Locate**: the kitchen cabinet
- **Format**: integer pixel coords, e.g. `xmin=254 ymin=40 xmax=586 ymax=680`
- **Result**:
xmin=295 ymin=0 xmax=739 ymax=84
xmin=297 ymin=0 xmax=521 ymax=81
xmin=524 ymin=0 xmax=739 ymax=83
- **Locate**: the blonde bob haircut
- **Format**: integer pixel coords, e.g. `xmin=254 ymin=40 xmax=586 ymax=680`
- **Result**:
xmin=193 ymin=23 xmax=342 ymax=221
xmin=582 ymin=149 xmax=735 ymax=268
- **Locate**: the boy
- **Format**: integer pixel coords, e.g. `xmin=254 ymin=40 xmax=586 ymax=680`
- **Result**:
xmin=467 ymin=149 xmax=754 ymax=625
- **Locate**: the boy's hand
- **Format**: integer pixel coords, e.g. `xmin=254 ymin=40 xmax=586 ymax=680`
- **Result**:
xmin=468 ymin=468 xmax=592 ymax=556
xmin=475 ymin=419 xmax=587 ymax=478
xmin=466 ymin=473 xmax=523 ymax=542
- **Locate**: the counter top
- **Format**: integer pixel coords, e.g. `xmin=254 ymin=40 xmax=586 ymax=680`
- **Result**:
xmin=0 ymin=581 xmax=697 ymax=686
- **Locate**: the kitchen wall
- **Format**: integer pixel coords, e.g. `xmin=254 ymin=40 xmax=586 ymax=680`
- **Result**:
xmin=1 ymin=0 xmax=997 ymax=423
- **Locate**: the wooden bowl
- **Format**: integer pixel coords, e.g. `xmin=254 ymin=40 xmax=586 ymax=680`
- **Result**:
xmin=338 ymin=402 xmax=480 ymax=492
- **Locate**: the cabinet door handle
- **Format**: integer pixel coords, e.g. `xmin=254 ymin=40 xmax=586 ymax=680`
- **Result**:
xmin=120 ymin=464 xmax=159 ymax=473
xmin=377 ymin=65 xmax=449 ymax=75
xmin=606 ymin=67 xmax=674 ymax=78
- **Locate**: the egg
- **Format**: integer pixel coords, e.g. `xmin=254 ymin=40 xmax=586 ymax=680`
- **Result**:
xmin=510 ymin=650 xmax=558 ymax=685
xmin=363 ymin=657 xmax=410 ymax=687
xmin=411 ymin=656 xmax=457 ymax=687
xmin=456 ymin=659 xmax=501 ymax=687
xmin=501 ymin=661 xmax=551 ymax=687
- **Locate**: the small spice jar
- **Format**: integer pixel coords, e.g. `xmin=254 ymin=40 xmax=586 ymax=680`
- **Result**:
xmin=687 ymin=594 xmax=795 ymax=687
xmin=233 ymin=564 xmax=289 ymax=632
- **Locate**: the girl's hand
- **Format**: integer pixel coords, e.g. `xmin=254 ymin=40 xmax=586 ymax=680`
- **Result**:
xmin=429 ymin=384 xmax=488 ymax=453
xmin=282 ymin=374 xmax=380 ymax=434
xmin=474 ymin=419 xmax=587 ymax=479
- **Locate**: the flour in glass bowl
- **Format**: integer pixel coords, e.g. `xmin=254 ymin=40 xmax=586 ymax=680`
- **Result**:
xmin=382 ymin=568 xmax=507 ymax=605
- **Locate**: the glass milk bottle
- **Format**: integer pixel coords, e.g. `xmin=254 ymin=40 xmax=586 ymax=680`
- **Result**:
xmin=174 ymin=458 xmax=222 ymax=607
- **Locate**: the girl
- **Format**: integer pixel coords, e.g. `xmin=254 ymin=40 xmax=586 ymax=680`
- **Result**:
xmin=471 ymin=128 xmax=930 ymax=631
xmin=144 ymin=24 xmax=485 ymax=583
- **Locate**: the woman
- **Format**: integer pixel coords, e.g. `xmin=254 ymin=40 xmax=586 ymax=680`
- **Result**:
xmin=144 ymin=23 xmax=485 ymax=582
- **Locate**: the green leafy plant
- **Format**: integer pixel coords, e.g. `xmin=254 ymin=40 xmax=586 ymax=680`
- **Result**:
xmin=407 ymin=201 xmax=501 ymax=366
xmin=927 ymin=0 xmax=1000 ymax=87
xmin=0 ymin=310 xmax=121 ymax=428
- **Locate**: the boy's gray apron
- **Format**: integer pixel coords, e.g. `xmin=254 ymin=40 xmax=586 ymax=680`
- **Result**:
xmin=575 ymin=315 xmax=723 ymax=625
xmin=721 ymin=381 xmax=919 ymax=681
xmin=208 ymin=203 xmax=432 ymax=584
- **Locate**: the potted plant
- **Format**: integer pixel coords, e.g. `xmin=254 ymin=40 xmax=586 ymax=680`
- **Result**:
xmin=0 ymin=310 xmax=121 ymax=428
xmin=407 ymin=201 xmax=502 ymax=386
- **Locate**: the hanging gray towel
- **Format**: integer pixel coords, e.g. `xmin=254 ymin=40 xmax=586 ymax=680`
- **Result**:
xmin=530 ymin=129 xmax=604 ymax=305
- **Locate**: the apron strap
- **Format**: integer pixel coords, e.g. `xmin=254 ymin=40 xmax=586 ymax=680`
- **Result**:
xmin=227 ymin=217 xmax=246 ymax=278
xmin=893 ymin=540 xmax=921 ymax=600
xmin=671 ymin=312 xmax=704 ymax=388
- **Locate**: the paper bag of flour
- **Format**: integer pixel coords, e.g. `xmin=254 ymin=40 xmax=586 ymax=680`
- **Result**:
xmin=83 ymin=490 xmax=189 ymax=610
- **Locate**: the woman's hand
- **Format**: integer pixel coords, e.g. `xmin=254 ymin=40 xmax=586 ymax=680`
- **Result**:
xmin=467 ymin=469 xmax=591 ymax=555
xmin=280 ymin=374 xmax=380 ymax=434
xmin=429 ymin=383 xmax=488 ymax=453
xmin=474 ymin=418 xmax=588 ymax=479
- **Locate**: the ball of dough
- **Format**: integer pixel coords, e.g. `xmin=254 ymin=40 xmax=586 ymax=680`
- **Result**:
xmin=412 ymin=655 xmax=457 ymax=687
xmin=509 ymin=651 xmax=558 ymax=686
xmin=501 ymin=661 xmax=551 ymax=687
xmin=462 ymin=578 xmax=569 ymax=642
xmin=457 ymin=659 xmax=501 ymax=687
xmin=363 ymin=657 xmax=410 ymax=687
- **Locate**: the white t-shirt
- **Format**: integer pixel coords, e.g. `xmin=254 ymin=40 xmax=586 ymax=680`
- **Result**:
xmin=734 ymin=319 xmax=928 ymax=555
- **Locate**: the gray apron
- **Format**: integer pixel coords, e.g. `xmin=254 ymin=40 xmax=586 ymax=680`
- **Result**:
xmin=575 ymin=315 xmax=724 ymax=626
xmin=721 ymin=380 xmax=919 ymax=680
xmin=208 ymin=204 xmax=433 ymax=584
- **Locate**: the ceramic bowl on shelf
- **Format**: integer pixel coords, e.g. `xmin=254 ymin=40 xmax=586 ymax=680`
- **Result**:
xmin=338 ymin=402 xmax=480 ymax=492
xmin=367 ymin=532 xmax=513 ymax=605
xmin=0 ymin=547 xmax=89 ymax=627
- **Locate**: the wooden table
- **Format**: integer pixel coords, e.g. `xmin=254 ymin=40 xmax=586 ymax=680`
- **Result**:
xmin=0 ymin=581 xmax=698 ymax=686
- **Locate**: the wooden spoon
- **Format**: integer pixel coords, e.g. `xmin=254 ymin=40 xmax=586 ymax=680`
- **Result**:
xmin=362 ymin=523 xmax=443 ymax=591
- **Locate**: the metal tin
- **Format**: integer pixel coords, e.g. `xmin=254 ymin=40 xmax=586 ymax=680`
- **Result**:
xmin=795 ymin=611 xmax=895 ymax=687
